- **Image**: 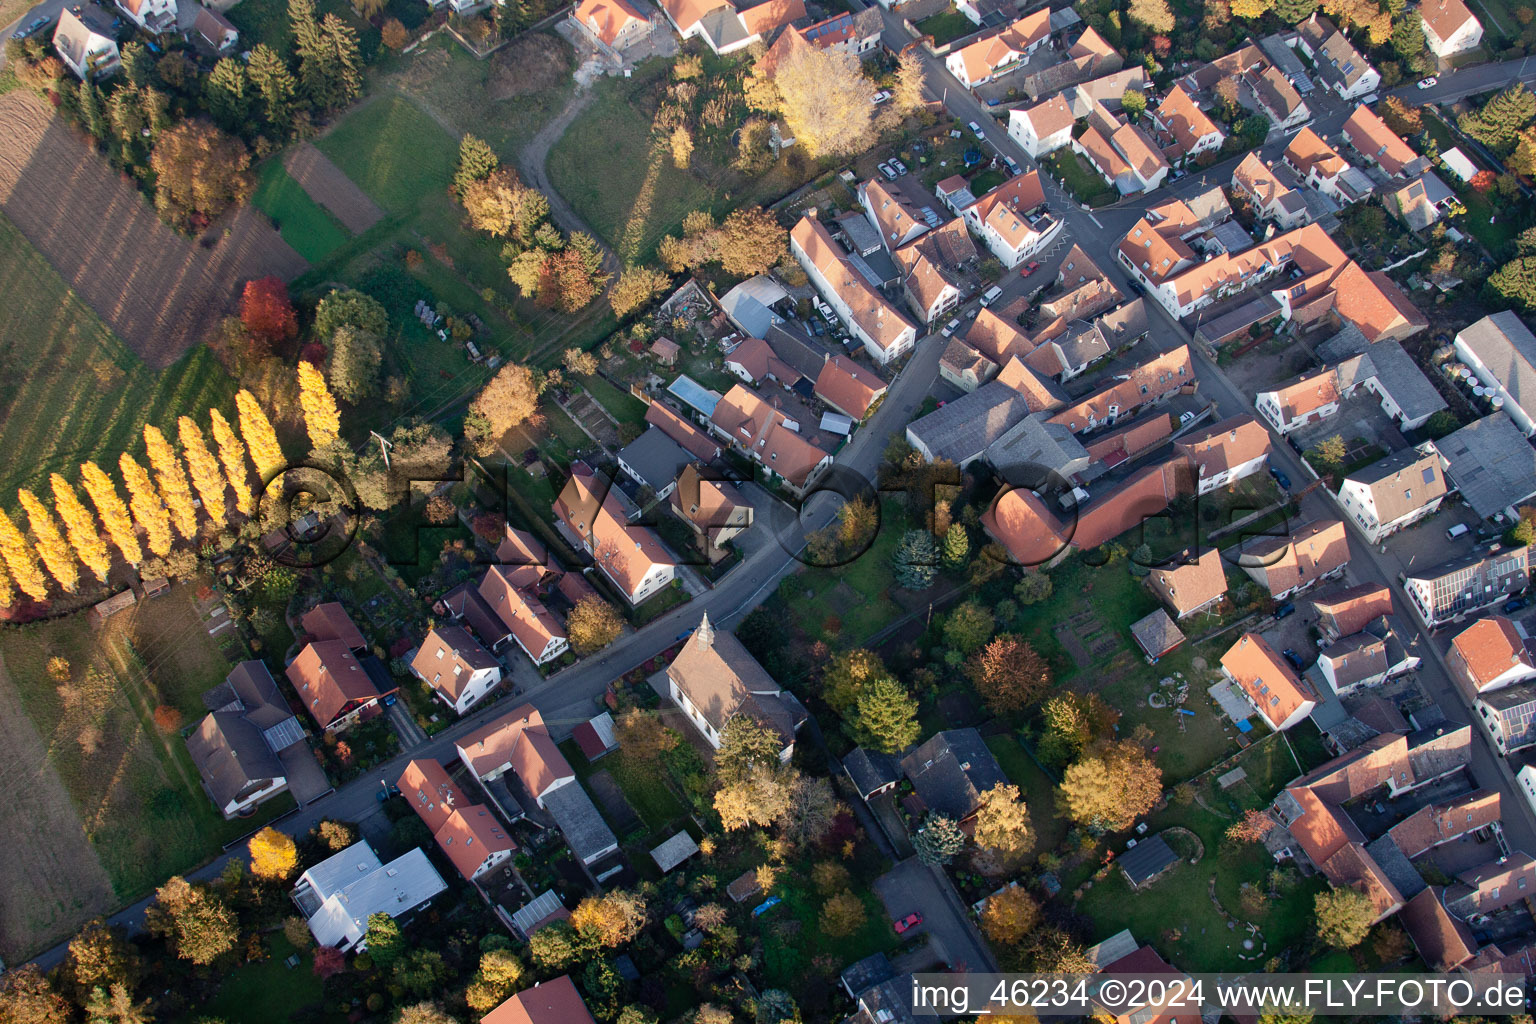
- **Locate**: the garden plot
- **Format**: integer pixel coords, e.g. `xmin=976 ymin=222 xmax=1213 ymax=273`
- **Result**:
xmin=284 ymin=142 xmax=385 ymax=234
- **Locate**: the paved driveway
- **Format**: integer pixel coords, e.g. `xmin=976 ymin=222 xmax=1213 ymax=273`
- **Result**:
xmin=873 ymin=858 xmax=998 ymax=974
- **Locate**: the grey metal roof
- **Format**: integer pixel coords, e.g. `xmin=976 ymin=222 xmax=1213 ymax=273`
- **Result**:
xmin=1332 ymin=340 xmax=1446 ymax=423
xmin=907 ymin=380 xmax=1033 ymax=466
xmin=1433 ymin=414 xmax=1536 ymax=519
xmin=836 ymin=212 xmax=883 ymax=256
xmin=511 ymin=889 xmax=567 ymax=935
xmin=1259 ymin=34 xmax=1314 ymax=92
xmin=1118 ymin=833 xmax=1177 ymax=886
xmin=617 ymin=428 xmax=695 ymax=492
xmin=720 ymin=275 xmax=788 ymax=337
xmin=1207 ymin=219 xmax=1255 ymax=254
xmin=986 ymin=411 xmax=1090 ymax=480
xmin=1458 ymin=311 xmax=1536 ymax=417
xmin=541 ymin=781 xmax=619 ymax=864
xmin=303 ymin=846 xmax=446 ymax=949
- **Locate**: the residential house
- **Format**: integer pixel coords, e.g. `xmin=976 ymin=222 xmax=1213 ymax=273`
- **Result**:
xmin=1477 ymin=682 xmax=1536 ymax=754
xmin=1295 ymin=13 xmax=1381 ymax=99
xmin=1232 ymin=152 xmax=1308 ymax=230
xmin=1317 ymin=632 xmax=1392 ymax=695
xmin=645 ymin=401 xmax=721 ymax=462
xmin=723 ymin=335 xmax=800 ymax=387
xmin=1388 ymin=171 xmax=1459 ymax=231
xmin=1257 ymin=368 xmax=1341 ymax=434
xmin=670 ymin=464 xmax=752 ymax=553
xmin=1337 ymin=445 xmax=1448 ymax=544
xmin=840 ymin=953 xmax=918 ymax=1024
xmin=1325 ymin=332 xmax=1449 ymax=431
xmin=799 ymin=8 xmax=883 ymax=56
xmin=1008 ymin=93 xmax=1076 ymax=157
xmin=1246 ymin=65 xmax=1312 ymax=131
xmin=286 ymin=640 xmax=395 ymax=733
xmin=1420 ymin=0 xmax=1483 ymax=59
xmin=116 ymin=0 xmax=176 ymax=33
xmin=962 ymin=170 xmax=1062 ymax=267
xmin=467 ymin=564 xmax=569 ymax=666
xmin=899 ymin=729 xmax=1007 ymax=826
xmin=1403 ymin=887 xmax=1481 ymax=970
xmin=665 ymin=613 xmax=807 ymax=758
xmin=554 ymin=463 xmax=676 ymax=605
xmin=411 ymin=626 xmax=502 ymax=716
xmin=187 ymin=661 xmax=306 ymax=818
xmin=397 ymin=759 xmax=515 ymax=882
xmin=858 ymin=177 xmax=932 ymax=252
xmin=615 ymin=428 xmax=694 ymax=499
xmin=192 ymin=6 xmax=239 ymax=52
xmin=1172 ymin=414 xmax=1272 ymax=494
xmin=1402 ymin=545 xmax=1531 ymax=628
xmin=1446 ymin=853 xmax=1536 ymax=918
xmin=709 ymin=383 xmax=833 ymax=495
xmin=1017 ymin=24 xmax=1121 ymax=98
xmin=570 ymin=0 xmax=655 ymax=52
xmin=1429 ymin=414 xmax=1536 ymax=521
xmin=456 ymin=704 xmax=619 ymax=864
xmin=1221 ymin=632 xmax=1320 ymax=730
xmin=1313 ymin=582 xmax=1395 ymax=641
xmin=1046 ymin=344 xmax=1195 ymax=435
xmin=1072 ymin=101 xmax=1170 ymax=195
xmin=893 ymin=219 xmax=976 ymax=323
xmin=790 ymin=216 xmax=919 ymax=365
xmin=1446 ymin=616 xmax=1536 ymax=701
xmin=1455 ymin=311 xmax=1536 ymax=437
xmin=815 ymin=355 xmax=888 ymax=419
xmin=657 ymin=0 xmax=805 ymax=54
xmin=482 ymin=976 xmax=597 ymax=1024
xmin=1389 ymin=790 xmax=1502 ymax=858
xmin=1148 ymin=547 xmax=1229 ymax=619
xmin=300 ymin=602 xmax=368 ymax=651
xmin=53 ymin=7 xmax=119 ymax=80
xmin=1283 ymin=127 xmax=1373 ymax=204
xmin=982 ymin=457 xmax=1195 ymax=566
xmin=938 ymin=307 xmax=1023 ymax=391
xmin=944 ymin=9 xmax=1050 ymax=88
xmin=292 ymin=841 xmax=446 ymax=951
xmin=1150 ymin=84 xmax=1225 ymax=165
xmin=1237 ymin=518 xmax=1351 ymax=600
xmin=1343 ymin=104 xmax=1428 ymax=178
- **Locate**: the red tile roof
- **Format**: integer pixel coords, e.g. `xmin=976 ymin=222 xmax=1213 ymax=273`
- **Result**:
xmin=573 ymin=0 xmax=649 ymax=46
xmin=300 ymin=602 xmax=366 ymax=650
xmin=481 ymin=975 xmax=596 ymax=1024
xmin=645 ymin=402 xmax=719 ymax=462
xmin=1221 ymin=632 xmax=1317 ymax=728
xmin=286 ymin=640 xmax=384 ymax=728
xmin=1312 ymin=583 xmax=1395 ymax=637
xmin=1173 ymin=414 xmax=1271 ymax=480
xmin=1343 ymin=104 xmax=1420 ymax=177
xmin=1450 ymin=616 xmax=1534 ymax=691
xmin=814 ymin=355 xmax=888 ymax=419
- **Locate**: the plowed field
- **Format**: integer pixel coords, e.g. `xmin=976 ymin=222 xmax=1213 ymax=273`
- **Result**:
xmin=283 ymin=142 xmax=385 ymax=234
xmin=0 ymin=92 xmax=307 ymax=369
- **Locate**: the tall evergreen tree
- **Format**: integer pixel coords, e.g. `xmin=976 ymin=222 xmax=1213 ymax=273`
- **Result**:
xmin=892 ymin=529 xmax=936 ymax=590
xmin=205 ymin=59 xmax=251 ymax=134
xmin=245 ymin=45 xmax=297 ymax=137
xmin=320 ymin=15 xmax=363 ymax=109
xmin=850 ymin=676 xmax=921 ymax=754
xmin=80 ymin=462 xmax=143 ymax=566
xmin=142 ymin=426 xmax=199 ymax=541
xmin=50 ymin=474 xmax=111 ymax=583
xmin=941 ymin=522 xmax=970 ymax=570
xmin=0 ymin=507 xmax=49 ymax=601
xmin=78 ymin=81 xmax=106 ymax=142
xmin=18 ymin=488 xmax=80 ymax=593
xmin=118 ymin=453 xmax=173 ymax=557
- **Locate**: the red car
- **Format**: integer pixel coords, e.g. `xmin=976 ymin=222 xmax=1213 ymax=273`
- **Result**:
xmin=1020 ymin=260 xmax=1041 ymax=278
xmin=894 ymin=912 xmax=923 ymax=934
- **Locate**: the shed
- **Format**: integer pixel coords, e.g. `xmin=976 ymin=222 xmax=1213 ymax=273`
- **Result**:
xmin=1117 ymin=834 xmax=1178 ymax=889
xmin=726 ymin=869 xmax=761 ymax=903
xmin=140 ymin=576 xmax=170 ymax=598
xmin=649 ymin=831 xmax=700 ymax=874
xmin=820 ymin=411 xmax=855 ymax=436
xmin=510 ymin=889 xmax=570 ymax=938
xmin=1440 ymin=147 xmax=1478 ymax=183
xmin=651 ymin=337 xmax=681 ymax=364
xmin=91 ymin=588 xmax=138 ymax=624
xmin=1130 ymin=608 xmax=1185 ymax=659
xmin=572 ymin=711 xmax=618 ymax=762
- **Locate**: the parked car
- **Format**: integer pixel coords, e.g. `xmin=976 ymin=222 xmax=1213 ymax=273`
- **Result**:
xmin=890 ymin=158 xmax=908 ymax=175
xmin=1003 ymin=156 xmax=1021 ymax=175
xmin=872 ymin=89 xmax=892 ymax=105
xmin=1274 ymin=602 xmax=1297 ymax=620
xmin=1446 ymin=523 xmax=1470 ymax=540
xmin=11 ymin=15 xmax=49 ymax=39
xmin=1417 ymin=77 xmax=1438 ymax=89
xmin=941 ymin=318 xmax=960 ymax=337
xmin=968 ymin=120 xmax=983 ymax=136
xmin=1020 ymin=260 xmax=1040 ymax=278
xmin=1269 ymin=465 xmax=1292 ymax=491
xmin=1282 ymin=648 xmax=1305 ymax=670
xmin=1504 ymin=597 xmax=1530 ymax=614
xmin=894 ymin=913 xmax=923 ymax=934
xmin=878 ymin=162 xmax=897 ymax=181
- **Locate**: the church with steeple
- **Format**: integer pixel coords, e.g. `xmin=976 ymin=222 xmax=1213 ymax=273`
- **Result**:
xmin=663 ymin=612 xmax=808 ymax=760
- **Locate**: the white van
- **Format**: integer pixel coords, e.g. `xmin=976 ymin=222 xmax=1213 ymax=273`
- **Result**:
xmin=1447 ymin=523 xmax=1470 ymax=540
xmin=980 ymin=285 xmax=1003 ymax=307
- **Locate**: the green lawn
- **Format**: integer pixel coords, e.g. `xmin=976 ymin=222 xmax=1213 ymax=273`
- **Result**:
xmin=547 ymin=60 xmax=715 ymax=264
xmin=986 ymin=734 xmax=1068 ymax=855
xmin=0 ymin=212 xmax=238 ymax=496
xmin=579 ymin=374 xmax=648 ymax=423
xmin=316 ymin=93 xmax=458 ymax=215
xmin=758 ymin=878 xmax=899 ymax=990
xmin=789 ymin=500 xmax=905 ymax=643
xmin=251 ymin=159 xmax=352 ymax=264
xmin=0 ymin=609 xmax=293 ymax=901
xmin=201 ymin=935 xmax=327 ymax=1024
xmin=916 ymin=8 xmax=976 ymax=45
xmin=1043 ymin=149 xmax=1113 ymax=207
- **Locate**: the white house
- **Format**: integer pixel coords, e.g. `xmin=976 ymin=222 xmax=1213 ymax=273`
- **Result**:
xmin=1455 ymin=311 xmax=1536 ymax=437
xmin=411 ymin=626 xmax=502 ymax=716
xmin=1518 ymin=765 xmax=1536 ymax=815
xmin=1446 ymin=615 xmax=1536 ymax=702
xmin=1072 ymin=102 xmax=1169 ymax=195
xmin=1294 ymin=13 xmax=1381 ymax=100
xmin=944 ymin=10 xmax=1050 ymax=89
xmin=1256 ymin=369 xmax=1341 ymax=435
xmin=1220 ymin=632 xmax=1319 ymax=731
xmin=962 ymin=171 xmax=1062 ymax=268
xmin=192 ymin=6 xmax=239 ymax=52
xmin=554 ymin=464 xmax=676 ymax=606
xmin=1420 ymin=0 xmax=1483 ymax=59
xmin=1172 ymin=415 xmax=1272 ymax=495
xmin=1317 ymin=633 xmax=1391 ymax=696
xmin=665 ymin=614 xmax=806 ymax=759
xmin=1336 ymin=446 xmax=1448 ymax=544
xmin=1150 ymin=84 xmax=1225 ymax=165
xmin=292 ymin=842 xmax=446 ymax=951
xmin=859 ymin=178 xmax=930 ymax=251
xmin=52 ymin=7 xmax=119 ymax=81
xmin=790 ymin=215 xmax=918 ymax=365
xmin=1008 ymin=94 xmax=1076 ymax=158
xmin=115 ymin=0 xmax=178 ymax=33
